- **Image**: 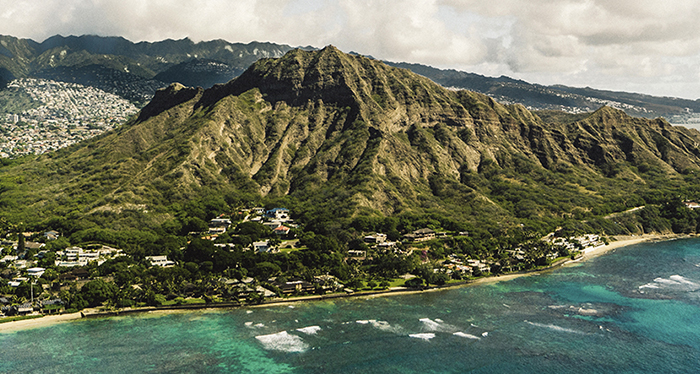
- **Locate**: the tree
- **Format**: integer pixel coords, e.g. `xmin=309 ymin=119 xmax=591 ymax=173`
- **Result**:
xmin=252 ymin=262 xmax=281 ymax=280
xmin=432 ymin=272 xmax=449 ymax=286
xmin=14 ymin=281 xmax=32 ymax=300
xmin=345 ymin=278 xmax=363 ymax=290
xmin=80 ymin=279 xmax=118 ymax=307
xmin=17 ymin=232 xmax=25 ymax=253
xmin=69 ymin=294 xmax=89 ymax=311
xmin=235 ymin=222 xmax=271 ymax=241
xmin=184 ymin=238 xmax=216 ymax=263
xmin=404 ymin=277 xmax=424 ymax=288
xmin=44 ymin=237 xmax=69 ymax=252
xmin=37 ymin=252 xmax=56 ymax=268
xmin=246 ymin=290 xmax=265 ymax=304
xmin=182 ymin=217 xmax=209 ymax=234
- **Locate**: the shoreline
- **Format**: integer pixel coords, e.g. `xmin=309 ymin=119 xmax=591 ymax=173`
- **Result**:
xmin=0 ymin=233 xmax=671 ymax=333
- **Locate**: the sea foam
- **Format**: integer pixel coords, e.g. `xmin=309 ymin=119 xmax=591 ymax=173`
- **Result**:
xmin=356 ymin=319 xmax=402 ymax=333
xmin=409 ymin=333 xmax=435 ymax=340
xmin=371 ymin=320 xmax=402 ymax=333
xmin=639 ymin=275 xmax=700 ymax=291
xmin=525 ymin=321 xmax=587 ymax=335
xmin=296 ymin=326 xmax=322 ymax=335
xmin=255 ymin=331 xmax=309 ymax=353
xmin=419 ymin=318 xmax=458 ymax=332
xmin=453 ymin=332 xmax=481 ymax=340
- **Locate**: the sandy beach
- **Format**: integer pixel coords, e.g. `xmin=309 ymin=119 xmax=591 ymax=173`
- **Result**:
xmin=0 ymin=233 xmax=673 ymax=333
xmin=0 ymin=312 xmax=84 ymax=333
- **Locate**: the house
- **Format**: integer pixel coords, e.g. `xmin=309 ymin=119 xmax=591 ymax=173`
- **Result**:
xmin=25 ymin=242 xmax=44 ymax=251
xmin=314 ymin=275 xmax=343 ymax=292
xmin=252 ymin=207 xmax=265 ymax=215
xmin=273 ymin=225 xmax=291 ymax=236
xmin=276 ymin=279 xmax=316 ymax=294
xmin=208 ymin=227 xmax=227 ymax=235
xmin=364 ymin=233 xmax=387 ymax=243
xmin=55 ymin=261 xmax=81 ymax=267
xmin=60 ymin=247 xmax=83 ymax=261
xmin=44 ymin=230 xmax=60 ymax=240
xmin=41 ymin=299 xmax=64 ymax=314
xmin=467 ymin=259 xmax=491 ymax=273
xmin=59 ymin=268 xmax=90 ymax=281
xmin=263 ymin=221 xmax=283 ymax=229
xmin=256 ymin=285 xmax=277 ymax=298
xmin=266 ymin=208 xmax=290 ymax=220
xmin=0 ymin=255 xmax=18 ymax=264
xmin=27 ymin=267 xmax=45 ymax=277
xmin=145 ymin=255 xmax=175 ymax=267
xmin=253 ymin=241 xmax=273 ymax=253
xmin=347 ymin=250 xmax=367 ymax=259
xmin=377 ymin=241 xmax=397 ymax=250
xmin=54 ymin=246 xmax=124 ymax=267
xmin=2 ymin=303 xmax=34 ymax=316
xmin=214 ymin=243 xmax=236 ymax=250
xmin=209 ymin=218 xmax=232 ymax=227
xmin=403 ymin=228 xmax=436 ymax=242
xmin=16 ymin=303 xmax=33 ymax=315
xmin=413 ymin=228 xmax=436 ymax=241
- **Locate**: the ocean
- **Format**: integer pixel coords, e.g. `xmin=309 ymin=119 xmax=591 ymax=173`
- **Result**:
xmin=2 ymin=238 xmax=700 ymax=373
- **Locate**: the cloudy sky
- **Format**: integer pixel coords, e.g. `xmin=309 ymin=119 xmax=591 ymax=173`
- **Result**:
xmin=2 ymin=0 xmax=700 ymax=99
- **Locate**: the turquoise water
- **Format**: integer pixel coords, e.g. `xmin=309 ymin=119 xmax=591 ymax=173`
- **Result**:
xmin=3 ymin=238 xmax=700 ymax=373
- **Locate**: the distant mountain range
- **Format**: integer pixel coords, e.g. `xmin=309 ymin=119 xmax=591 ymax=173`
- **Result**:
xmin=385 ymin=62 xmax=700 ymax=124
xmin=0 ymin=34 xmax=699 ymax=125
xmin=0 ymin=34 xmax=301 ymax=105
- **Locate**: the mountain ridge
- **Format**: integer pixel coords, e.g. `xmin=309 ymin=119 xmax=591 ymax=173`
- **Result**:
xmin=385 ymin=61 xmax=700 ymax=122
xmin=4 ymin=47 xmax=700 ymax=235
xmin=0 ymin=34 xmax=301 ymax=104
xmin=1 ymin=34 xmax=698 ymax=124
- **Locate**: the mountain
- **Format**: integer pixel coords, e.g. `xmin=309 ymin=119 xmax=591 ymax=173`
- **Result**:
xmin=2 ymin=33 xmax=699 ymax=125
xmin=0 ymin=34 xmax=301 ymax=105
xmin=3 ymin=46 xmax=700 ymax=235
xmin=386 ymin=61 xmax=700 ymax=124
xmin=153 ymin=59 xmax=244 ymax=89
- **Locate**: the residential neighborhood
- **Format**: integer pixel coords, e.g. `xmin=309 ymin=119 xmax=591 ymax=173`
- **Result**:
xmin=0 ymin=78 xmax=138 ymax=158
xmin=0 ymin=204 xmax=608 ymax=320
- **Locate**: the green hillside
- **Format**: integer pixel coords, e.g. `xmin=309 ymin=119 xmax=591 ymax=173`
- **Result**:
xmin=3 ymin=47 xmax=700 ymax=311
xmin=1 ymin=47 xmax=700 ymax=240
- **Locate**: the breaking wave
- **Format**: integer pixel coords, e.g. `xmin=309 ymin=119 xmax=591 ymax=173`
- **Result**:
xmin=296 ymin=326 xmax=322 ymax=335
xmin=639 ymin=275 xmax=700 ymax=291
xmin=409 ymin=333 xmax=435 ymax=340
xmin=525 ymin=321 xmax=587 ymax=335
xmin=356 ymin=319 xmax=403 ymax=333
xmin=419 ymin=318 xmax=458 ymax=332
xmin=453 ymin=332 xmax=481 ymax=340
xmin=255 ymin=331 xmax=309 ymax=353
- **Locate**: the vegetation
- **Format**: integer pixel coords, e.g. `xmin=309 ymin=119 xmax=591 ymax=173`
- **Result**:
xmin=4 ymin=47 xmax=700 ymax=316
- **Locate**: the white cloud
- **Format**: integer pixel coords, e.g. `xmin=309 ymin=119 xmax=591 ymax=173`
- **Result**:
xmin=0 ymin=0 xmax=699 ymax=98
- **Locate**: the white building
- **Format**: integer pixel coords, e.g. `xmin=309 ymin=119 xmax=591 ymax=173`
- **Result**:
xmin=145 ymin=256 xmax=175 ymax=267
